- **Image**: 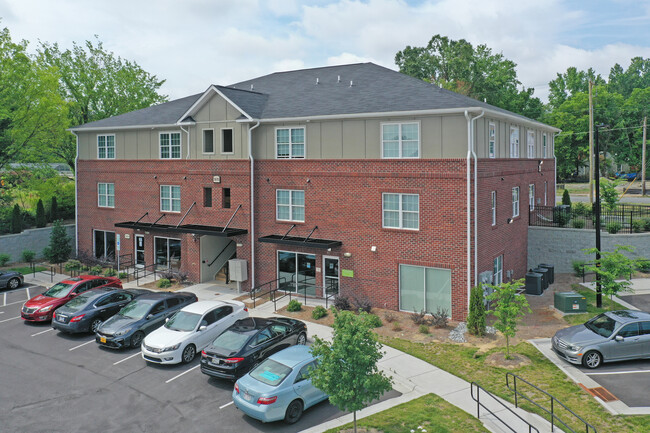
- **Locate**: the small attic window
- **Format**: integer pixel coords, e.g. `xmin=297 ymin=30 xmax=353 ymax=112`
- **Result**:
xmin=222 ymin=129 xmax=233 ymax=154
xmin=203 ymin=129 xmax=214 ymax=154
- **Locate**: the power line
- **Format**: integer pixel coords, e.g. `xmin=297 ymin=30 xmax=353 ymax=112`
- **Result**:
xmin=556 ymin=124 xmax=643 ymax=138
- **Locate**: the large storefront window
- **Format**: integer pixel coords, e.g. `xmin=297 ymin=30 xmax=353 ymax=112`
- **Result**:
xmin=155 ymin=237 xmax=181 ymax=270
xmin=399 ymin=264 xmax=452 ymax=313
xmin=94 ymin=230 xmax=116 ymax=261
xmin=278 ymin=251 xmax=316 ymax=295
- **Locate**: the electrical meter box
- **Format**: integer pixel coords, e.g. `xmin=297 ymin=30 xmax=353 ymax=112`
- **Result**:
xmin=228 ymin=259 xmax=248 ymax=282
xmin=554 ymin=291 xmax=586 ymax=313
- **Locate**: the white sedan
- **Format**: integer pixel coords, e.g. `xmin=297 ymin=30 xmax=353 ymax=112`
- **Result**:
xmin=141 ymin=300 xmax=248 ymax=364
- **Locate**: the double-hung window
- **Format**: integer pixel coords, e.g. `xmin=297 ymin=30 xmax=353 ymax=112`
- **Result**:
xmin=509 ymin=127 xmax=519 ymax=158
xmin=527 ymin=131 xmax=535 ymax=158
xmin=382 ymin=193 xmax=419 ymax=230
xmin=491 ymin=191 xmax=497 ymax=226
xmin=97 ymin=135 xmax=115 ymax=159
xmin=382 ymin=122 xmax=419 ymax=158
xmin=160 ymin=132 xmax=181 ymax=159
xmin=276 ymin=190 xmax=305 ymax=222
xmin=488 ymin=123 xmax=496 ymax=158
xmin=160 ymin=185 xmax=181 ymax=212
xmin=529 ymin=184 xmax=535 ymax=210
xmin=543 ymin=133 xmax=548 ymax=158
xmin=98 ymin=183 xmax=114 ymax=208
xmin=512 ymin=187 xmax=520 ymax=218
xmin=493 ymin=255 xmax=503 ymax=285
xmin=276 ymin=127 xmax=305 ymax=159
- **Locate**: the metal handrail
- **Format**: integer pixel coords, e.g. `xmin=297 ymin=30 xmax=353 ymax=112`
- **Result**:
xmin=506 ymin=373 xmax=597 ymax=433
xmin=31 ymin=262 xmax=55 ymax=283
xmin=470 ymin=382 xmax=539 ymax=433
xmin=208 ymin=240 xmax=234 ymax=267
xmin=249 ymin=277 xmax=286 ymax=310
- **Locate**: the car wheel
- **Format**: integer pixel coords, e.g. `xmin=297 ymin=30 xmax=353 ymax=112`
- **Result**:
xmin=90 ymin=319 xmax=102 ymax=334
xmin=130 ymin=331 xmax=144 ymax=348
xmin=284 ymin=399 xmax=304 ymax=424
xmin=582 ymin=350 xmax=602 ymax=369
xmin=297 ymin=332 xmax=307 ymax=346
xmin=7 ymin=278 xmax=20 ymax=290
xmin=182 ymin=344 xmax=196 ymax=363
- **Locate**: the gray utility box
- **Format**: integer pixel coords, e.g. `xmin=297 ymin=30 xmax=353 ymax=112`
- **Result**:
xmin=228 ymin=259 xmax=248 ymax=282
xmin=538 ymin=263 xmax=554 ymax=284
xmin=533 ymin=267 xmax=549 ymax=290
xmin=554 ymin=291 xmax=587 ymax=313
xmin=525 ymin=272 xmax=543 ymax=295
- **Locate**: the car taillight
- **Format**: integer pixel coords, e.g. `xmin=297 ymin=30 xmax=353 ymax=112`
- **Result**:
xmin=234 ymin=382 xmax=239 ymax=394
xmin=224 ymin=357 xmax=244 ymax=364
xmin=201 ymin=350 xmax=207 ymax=357
xmin=257 ymin=396 xmax=277 ymax=405
xmin=70 ymin=314 xmax=85 ymax=322
xmin=243 ymin=307 xmax=248 ymax=312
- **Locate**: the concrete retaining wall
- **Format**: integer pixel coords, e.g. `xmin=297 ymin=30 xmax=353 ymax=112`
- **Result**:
xmin=528 ymin=226 xmax=650 ymax=273
xmin=0 ymin=224 xmax=76 ymax=264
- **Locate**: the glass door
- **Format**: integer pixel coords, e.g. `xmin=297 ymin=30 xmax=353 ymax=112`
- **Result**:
xmin=135 ymin=235 xmax=145 ymax=268
xmin=323 ymin=256 xmax=339 ymax=297
xmin=277 ymin=251 xmax=316 ymax=295
xmin=154 ymin=237 xmax=181 ymax=270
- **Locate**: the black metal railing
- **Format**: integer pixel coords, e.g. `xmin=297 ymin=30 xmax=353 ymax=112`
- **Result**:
xmin=578 ymin=259 xmax=650 ymax=283
xmin=208 ymin=241 xmax=235 ymax=267
xmin=30 ymin=262 xmax=55 ymax=283
xmin=134 ymin=263 xmax=165 ymax=285
xmin=506 ymin=373 xmax=597 ymax=433
xmin=530 ymin=204 xmax=650 ymax=234
xmin=470 ymin=382 xmax=540 ymax=433
xmin=118 ymin=253 xmax=134 ymax=269
xmin=249 ymin=277 xmax=286 ymax=310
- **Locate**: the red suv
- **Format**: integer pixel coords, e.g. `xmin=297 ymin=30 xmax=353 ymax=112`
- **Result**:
xmin=21 ymin=275 xmax=123 ymax=322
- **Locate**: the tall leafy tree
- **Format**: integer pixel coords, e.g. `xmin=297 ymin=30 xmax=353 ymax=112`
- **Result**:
xmin=547 ymin=66 xmax=605 ymax=110
xmin=609 ymin=57 xmax=650 ymax=98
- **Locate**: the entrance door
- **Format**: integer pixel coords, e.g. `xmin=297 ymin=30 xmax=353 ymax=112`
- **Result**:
xmin=277 ymin=251 xmax=316 ymax=295
xmin=154 ymin=237 xmax=181 ymax=270
xmin=135 ymin=235 xmax=145 ymax=268
xmin=323 ymin=256 xmax=339 ymax=297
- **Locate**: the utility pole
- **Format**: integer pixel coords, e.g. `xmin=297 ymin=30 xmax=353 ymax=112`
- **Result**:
xmin=589 ymin=81 xmax=594 ymax=203
xmin=595 ymin=125 xmax=602 ymax=309
xmin=643 ymin=116 xmax=647 ymax=196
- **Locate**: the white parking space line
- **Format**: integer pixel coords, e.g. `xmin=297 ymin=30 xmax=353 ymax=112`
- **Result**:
xmin=0 ymin=311 xmax=4 ymax=314
xmin=586 ymin=370 xmax=650 ymax=375
xmin=219 ymin=401 xmax=234 ymax=409
xmin=26 ymin=287 xmax=30 ymax=299
xmin=113 ymin=352 xmax=141 ymax=365
xmin=31 ymin=328 xmax=54 ymax=337
xmin=0 ymin=316 xmax=20 ymax=323
xmin=3 ymin=292 xmax=6 ymax=306
xmin=165 ymin=365 xmax=200 ymax=383
xmin=69 ymin=340 xmax=96 ymax=351
xmin=1 ymin=299 xmax=30 ymax=307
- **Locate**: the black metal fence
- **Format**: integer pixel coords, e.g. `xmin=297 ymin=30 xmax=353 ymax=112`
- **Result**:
xmin=530 ymin=204 xmax=650 ymax=234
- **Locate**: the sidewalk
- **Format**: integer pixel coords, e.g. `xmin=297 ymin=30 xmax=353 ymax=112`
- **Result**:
xmin=23 ymin=272 xmax=558 ymax=433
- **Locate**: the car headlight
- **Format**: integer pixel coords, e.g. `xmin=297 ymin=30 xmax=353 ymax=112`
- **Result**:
xmin=38 ymin=305 xmax=54 ymax=313
xmin=114 ymin=329 xmax=130 ymax=337
xmin=568 ymin=344 xmax=582 ymax=352
xmin=162 ymin=343 xmax=182 ymax=352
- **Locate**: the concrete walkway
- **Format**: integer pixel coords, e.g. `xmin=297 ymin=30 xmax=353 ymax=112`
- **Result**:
xmin=23 ymin=272 xmax=559 ymax=433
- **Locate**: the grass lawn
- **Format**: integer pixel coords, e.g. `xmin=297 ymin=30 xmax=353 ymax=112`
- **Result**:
xmin=324 ymin=393 xmax=489 ymax=433
xmin=8 ymin=266 xmax=47 ymax=274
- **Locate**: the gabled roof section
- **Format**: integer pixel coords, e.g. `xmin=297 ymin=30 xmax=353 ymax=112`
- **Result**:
xmin=177 ymin=85 xmax=268 ymax=123
xmin=70 ymin=93 xmax=203 ymax=130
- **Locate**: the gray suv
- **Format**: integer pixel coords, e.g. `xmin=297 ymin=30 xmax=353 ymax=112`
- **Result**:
xmin=553 ymin=310 xmax=650 ymax=369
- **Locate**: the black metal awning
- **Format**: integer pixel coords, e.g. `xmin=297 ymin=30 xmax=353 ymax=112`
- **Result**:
xmin=114 ymin=221 xmax=247 ymax=237
xmin=258 ymin=234 xmax=342 ymax=249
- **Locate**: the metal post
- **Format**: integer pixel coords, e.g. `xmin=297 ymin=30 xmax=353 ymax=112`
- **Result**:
xmin=514 ymin=378 xmax=518 ymax=408
xmin=595 ymin=125 xmax=602 ymax=308
xmin=551 ymin=397 xmax=555 ymax=432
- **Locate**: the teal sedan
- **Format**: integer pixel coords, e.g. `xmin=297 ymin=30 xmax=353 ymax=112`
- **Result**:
xmin=232 ymin=345 xmax=328 ymax=424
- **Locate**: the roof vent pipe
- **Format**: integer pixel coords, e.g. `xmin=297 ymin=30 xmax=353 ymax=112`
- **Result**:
xmin=349 ymin=80 xmax=353 ymax=87
xmin=250 ymin=84 xmax=254 ymax=91
xmin=316 ymin=77 xmax=319 ymax=85
xmin=337 ymin=75 xmax=341 ymax=83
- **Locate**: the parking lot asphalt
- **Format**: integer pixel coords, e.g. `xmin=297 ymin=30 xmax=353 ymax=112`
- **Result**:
xmin=0 ymin=284 xmax=400 ymax=433
xmin=619 ymin=294 xmax=650 ymax=312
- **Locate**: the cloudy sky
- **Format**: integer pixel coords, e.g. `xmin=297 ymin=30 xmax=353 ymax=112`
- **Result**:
xmin=2 ymin=0 xmax=650 ymax=102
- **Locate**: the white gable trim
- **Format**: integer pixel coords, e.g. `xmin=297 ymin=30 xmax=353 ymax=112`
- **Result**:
xmin=177 ymin=85 xmax=253 ymax=123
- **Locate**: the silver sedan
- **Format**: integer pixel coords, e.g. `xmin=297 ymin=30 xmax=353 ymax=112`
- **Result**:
xmin=0 ymin=270 xmax=24 ymax=290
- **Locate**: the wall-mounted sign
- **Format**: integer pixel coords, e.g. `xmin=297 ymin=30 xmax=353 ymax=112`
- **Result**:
xmin=341 ymin=269 xmax=354 ymax=278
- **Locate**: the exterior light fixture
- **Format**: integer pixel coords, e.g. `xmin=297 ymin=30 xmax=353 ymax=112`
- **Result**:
xmin=343 ymin=252 xmax=352 ymax=258
xmin=507 ymin=218 xmax=514 ymax=224
xmin=370 ymin=246 xmax=377 ymax=252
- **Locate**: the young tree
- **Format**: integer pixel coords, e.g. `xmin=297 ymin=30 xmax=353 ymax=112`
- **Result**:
xmin=486 ymin=279 xmax=531 ymax=359
xmin=584 ymin=245 xmax=637 ymax=298
xmin=562 ymin=189 xmax=571 ymax=206
xmin=310 ymin=310 xmax=392 ymax=433
xmin=10 ymin=204 xmax=22 ymax=233
xmin=42 ymin=220 xmax=71 ymax=264
xmin=35 ymin=199 xmax=46 ymax=228
xmin=467 ymin=285 xmax=486 ymax=336
xmin=49 ymin=196 xmax=58 ymax=222
xmin=599 ymin=179 xmax=620 ymax=211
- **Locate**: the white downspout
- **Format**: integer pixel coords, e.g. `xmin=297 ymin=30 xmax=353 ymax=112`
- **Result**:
xmin=464 ymin=111 xmax=472 ymax=313
xmin=181 ymin=126 xmax=190 ymax=159
xmin=553 ymin=132 xmax=560 ymax=205
xmin=471 ymin=111 xmax=485 ymax=287
xmin=248 ymin=121 xmax=261 ymax=290
xmin=72 ymin=131 xmax=79 ymax=256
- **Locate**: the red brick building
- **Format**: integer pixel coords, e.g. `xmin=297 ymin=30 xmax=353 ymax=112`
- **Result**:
xmin=71 ymin=63 xmax=558 ymax=320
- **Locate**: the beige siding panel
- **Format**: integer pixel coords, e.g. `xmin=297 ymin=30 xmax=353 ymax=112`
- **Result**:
xmin=421 ymin=116 xmax=442 ymax=158
xmin=77 ymin=132 xmax=91 ymax=160
xmin=123 ymin=131 xmax=137 ymax=159
xmin=342 ymin=120 xmax=365 ymax=159
xmin=225 ymin=104 xmax=241 ymax=121
xmin=441 ymin=115 xmax=467 ymax=158
xmin=306 ymin=123 xmax=321 ymax=159
xmin=321 ymin=121 xmax=343 ymax=159
xmin=475 ymin=117 xmax=486 ymax=158
xmin=365 ymin=120 xmax=380 ymax=158
xmin=252 ymin=125 xmax=270 ymax=160
xmin=136 ymin=130 xmax=151 ymax=159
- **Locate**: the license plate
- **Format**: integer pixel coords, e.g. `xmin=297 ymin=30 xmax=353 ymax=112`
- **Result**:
xmin=100 ymin=337 xmax=107 ymax=343
xmin=57 ymin=315 xmax=66 ymax=322
xmin=212 ymin=357 xmax=221 ymax=364
xmin=243 ymin=392 xmax=252 ymax=402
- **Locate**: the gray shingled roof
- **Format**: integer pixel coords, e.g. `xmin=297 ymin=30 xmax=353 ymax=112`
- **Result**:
xmin=73 ymin=63 xmax=544 ymax=129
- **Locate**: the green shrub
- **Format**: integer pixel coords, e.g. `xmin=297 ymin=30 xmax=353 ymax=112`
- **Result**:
xmin=632 ymin=219 xmax=644 ymax=233
xmin=562 ymin=189 xmax=571 ymax=206
xmin=118 ymin=272 xmax=128 ymax=279
xmin=392 ymin=321 xmax=402 ymax=332
xmin=571 ymin=219 xmax=585 ymax=228
xmin=553 ymin=207 xmax=570 ymax=227
xmin=636 ymin=259 xmax=650 ymax=273
xmin=64 ymin=260 xmax=81 ymax=271
xmin=364 ymin=314 xmax=383 ymax=328
xmin=312 ymin=305 xmax=327 ymax=320
xmin=42 ymin=220 xmax=71 ymax=264
xmin=35 ymin=199 xmax=46 ymax=228
xmin=104 ymin=268 xmax=117 ymax=277
xmin=467 ymin=285 xmax=486 ymax=336
xmin=157 ymin=278 xmax=171 ymax=288
xmin=21 ymin=250 xmax=35 ymax=263
xmin=644 ymin=218 xmax=650 ymax=231
xmin=11 ymin=204 xmax=22 ymax=234
xmin=287 ymin=299 xmax=302 ymax=312
xmin=88 ymin=265 xmax=103 ymax=275
xmin=0 ymin=253 xmax=10 ymax=266
xmin=419 ymin=324 xmax=429 ymax=334
xmin=49 ymin=196 xmax=58 ymax=222
xmin=606 ymin=221 xmax=622 ymax=234
xmin=572 ymin=202 xmax=590 ymax=216
xmin=572 ymin=260 xmax=586 ymax=277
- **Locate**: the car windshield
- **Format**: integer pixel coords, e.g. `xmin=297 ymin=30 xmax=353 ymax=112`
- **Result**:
xmin=249 ymin=359 xmax=292 ymax=387
xmin=211 ymin=330 xmax=249 ymax=352
xmin=165 ymin=311 xmax=201 ymax=332
xmin=64 ymin=294 xmax=93 ymax=309
xmin=118 ymin=301 xmax=151 ymax=320
xmin=42 ymin=283 xmax=74 ymax=298
xmin=585 ymin=314 xmax=618 ymax=338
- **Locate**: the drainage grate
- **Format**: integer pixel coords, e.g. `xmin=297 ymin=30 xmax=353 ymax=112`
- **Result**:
xmin=579 ymin=384 xmax=618 ymax=402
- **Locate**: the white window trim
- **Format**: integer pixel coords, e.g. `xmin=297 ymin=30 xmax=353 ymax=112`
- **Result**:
xmin=275 ymin=126 xmax=306 ymax=159
xmin=509 ymin=126 xmax=519 ymax=158
xmin=527 ymin=130 xmax=535 ymax=159
xmin=380 ymin=121 xmax=421 ymax=159
xmin=529 ymin=184 xmax=535 ymax=211
xmin=491 ymin=191 xmax=496 ymax=226
xmin=97 ymin=134 xmax=115 ymax=160
xmin=493 ymin=255 xmax=503 ymax=285
xmin=220 ymin=127 xmax=234 ymax=155
xmin=159 ymin=131 xmax=182 ymax=160
xmin=97 ymin=182 xmax=114 ymax=208
xmin=544 ymin=181 xmax=548 ymax=206
xmin=398 ymin=264 xmax=451 ymax=312
xmin=160 ymin=185 xmax=181 ymax=213
xmin=276 ymin=189 xmax=305 ymax=222
xmin=488 ymin=122 xmax=496 ymax=159
xmin=153 ymin=236 xmax=182 ymax=268
xmin=202 ymin=128 xmax=215 ymax=154
xmin=382 ymin=193 xmax=419 ymax=230
xmin=542 ymin=133 xmax=548 ymax=159
xmin=93 ymin=229 xmax=115 ymax=259
xmin=512 ymin=186 xmax=520 ymax=218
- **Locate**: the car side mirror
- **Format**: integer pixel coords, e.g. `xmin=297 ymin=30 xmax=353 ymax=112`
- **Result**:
xmin=198 ymin=325 xmax=207 ymax=332
xmin=165 ymin=317 xmax=170 ymax=322
xmin=146 ymin=314 xmax=154 ymax=320
xmin=615 ymin=335 xmax=624 ymax=342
